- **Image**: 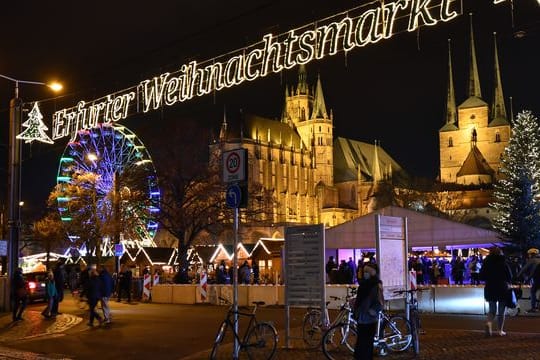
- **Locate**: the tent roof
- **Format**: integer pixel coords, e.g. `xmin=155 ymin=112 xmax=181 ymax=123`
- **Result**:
xmin=325 ymin=206 xmax=504 ymax=249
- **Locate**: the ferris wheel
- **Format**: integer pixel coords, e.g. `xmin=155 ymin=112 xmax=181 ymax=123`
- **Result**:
xmin=56 ymin=123 xmax=160 ymax=255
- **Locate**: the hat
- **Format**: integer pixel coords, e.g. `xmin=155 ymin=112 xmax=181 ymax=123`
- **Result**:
xmin=527 ymin=248 xmax=539 ymax=255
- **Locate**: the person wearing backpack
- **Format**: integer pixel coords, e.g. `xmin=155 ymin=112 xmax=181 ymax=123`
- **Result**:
xmin=517 ymin=248 xmax=540 ymax=313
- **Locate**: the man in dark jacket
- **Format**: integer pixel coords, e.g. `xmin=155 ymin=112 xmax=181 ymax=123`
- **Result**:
xmin=99 ymin=266 xmax=114 ymax=323
xmin=479 ymin=247 xmax=512 ymax=336
xmin=52 ymin=259 xmax=66 ymax=315
xmin=11 ymin=267 xmax=28 ymax=321
xmin=87 ymin=266 xmax=103 ymax=326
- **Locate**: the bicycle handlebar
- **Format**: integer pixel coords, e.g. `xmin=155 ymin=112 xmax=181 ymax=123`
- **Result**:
xmin=393 ymin=288 xmax=429 ymax=295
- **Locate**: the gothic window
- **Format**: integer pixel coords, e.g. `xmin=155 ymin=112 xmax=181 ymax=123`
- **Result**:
xmin=448 ymin=137 xmax=453 ymax=147
xmin=319 ymin=126 xmax=322 ymax=132
xmin=471 ymin=128 xmax=477 ymax=144
xmin=301 ymin=108 xmax=306 ymax=120
xmin=495 ymin=132 xmax=501 ymax=143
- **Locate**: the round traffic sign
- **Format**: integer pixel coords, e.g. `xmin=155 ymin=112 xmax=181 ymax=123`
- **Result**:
xmin=226 ymin=184 xmax=242 ymax=208
xmin=226 ymin=151 xmax=241 ymax=174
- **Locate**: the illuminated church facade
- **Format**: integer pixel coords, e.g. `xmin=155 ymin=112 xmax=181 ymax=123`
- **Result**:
xmin=439 ymin=22 xmax=510 ymax=187
xmin=210 ymin=64 xmax=407 ymax=237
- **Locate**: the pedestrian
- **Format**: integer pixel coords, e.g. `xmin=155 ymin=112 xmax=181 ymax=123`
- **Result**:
xmin=251 ymin=259 xmax=260 ymax=284
xmin=517 ymin=247 xmax=540 ymax=312
xmin=99 ymin=265 xmax=114 ymax=324
xmin=326 ymin=256 xmax=337 ymax=284
xmin=216 ymin=260 xmax=227 ymax=284
xmin=479 ymin=247 xmax=512 ymax=336
xmin=353 ymin=264 xmax=384 ymax=360
xmin=469 ymin=255 xmax=481 ymax=285
xmin=347 ymin=257 xmax=357 ymax=284
xmin=68 ymin=266 xmax=78 ymax=294
xmin=338 ymin=260 xmax=351 ymax=284
xmin=52 ymin=258 xmax=66 ymax=315
xmin=42 ymin=271 xmax=58 ymax=318
xmin=451 ymin=256 xmax=465 ymax=285
xmin=87 ymin=265 xmax=103 ymax=326
xmin=117 ymin=266 xmax=132 ymax=302
xmin=239 ymin=260 xmax=251 ymax=284
xmin=11 ymin=267 xmax=28 ymax=321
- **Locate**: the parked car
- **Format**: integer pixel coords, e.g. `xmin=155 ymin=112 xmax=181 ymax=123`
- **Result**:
xmin=24 ymin=271 xmax=48 ymax=302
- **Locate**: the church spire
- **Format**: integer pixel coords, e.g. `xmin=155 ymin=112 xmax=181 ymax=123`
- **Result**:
xmin=281 ymin=87 xmax=289 ymax=124
xmin=445 ymin=39 xmax=457 ymax=127
xmin=297 ymin=64 xmax=308 ymax=95
xmin=219 ymin=105 xmax=227 ymax=141
xmin=490 ymin=32 xmax=508 ymax=125
xmin=311 ymin=73 xmax=328 ymax=119
xmin=467 ymin=13 xmax=482 ymax=98
xmin=371 ymin=141 xmax=382 ymax=183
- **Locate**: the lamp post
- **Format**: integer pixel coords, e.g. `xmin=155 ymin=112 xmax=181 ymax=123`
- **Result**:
xmin=1 ymin=73 xmax=61 ymax=310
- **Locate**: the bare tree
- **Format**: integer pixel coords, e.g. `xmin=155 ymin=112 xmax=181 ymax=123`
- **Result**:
xmin=33 ymin=211 xmax=67 ymax=270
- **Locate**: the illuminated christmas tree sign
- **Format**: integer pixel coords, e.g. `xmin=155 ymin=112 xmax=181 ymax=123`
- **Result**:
xmin=17 ymin=102 xmax=54 ymax=144
xmin=45 ymin=0 xmax=506 ymax=143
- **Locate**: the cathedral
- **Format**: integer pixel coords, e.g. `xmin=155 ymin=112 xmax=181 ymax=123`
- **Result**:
xmin=210 ymin=65 xmax=407 ymax=240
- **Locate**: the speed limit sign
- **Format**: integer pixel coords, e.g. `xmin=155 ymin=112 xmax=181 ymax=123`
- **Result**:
xmin=222 ymin=148 xmax=247 ymax=183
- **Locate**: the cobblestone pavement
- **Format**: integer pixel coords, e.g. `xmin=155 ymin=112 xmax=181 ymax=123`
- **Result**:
xmin=0 ymin=310 xmax=81 ymax=359
xmin=182 ymin=327 xmax=540 ymax=360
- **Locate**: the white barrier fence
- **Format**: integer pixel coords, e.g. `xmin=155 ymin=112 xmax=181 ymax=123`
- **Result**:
xmin=151 ymin=284 xmax=535 ymax=315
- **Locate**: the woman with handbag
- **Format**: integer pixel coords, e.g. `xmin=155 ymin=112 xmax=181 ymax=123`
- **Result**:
xmin=42 ymin=272 xmax=58 ymax=318
xmin=479 ymin=247 xmax=513 ymax=336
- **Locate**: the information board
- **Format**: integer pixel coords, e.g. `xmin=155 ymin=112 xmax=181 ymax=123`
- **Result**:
xmin=376 ymin=215 xmax=408 ymax=300
xmin=284 ymin=224 xmax=325 ymax=306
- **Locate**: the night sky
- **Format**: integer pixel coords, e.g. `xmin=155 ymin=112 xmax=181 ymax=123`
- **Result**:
xmin=1 ymin=0 xmax=539 ymax=216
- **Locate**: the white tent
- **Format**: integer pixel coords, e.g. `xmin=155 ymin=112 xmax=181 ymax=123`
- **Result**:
xmin=325 ymin=206 xmax=504 ymax=250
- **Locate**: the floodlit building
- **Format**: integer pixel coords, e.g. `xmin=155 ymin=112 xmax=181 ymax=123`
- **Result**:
xmin=209 ymin=64 xmax=407 ymax=237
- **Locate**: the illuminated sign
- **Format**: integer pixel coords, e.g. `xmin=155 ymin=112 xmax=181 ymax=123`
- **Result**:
xmin=26 ymin=0 xmax=481 ymax=143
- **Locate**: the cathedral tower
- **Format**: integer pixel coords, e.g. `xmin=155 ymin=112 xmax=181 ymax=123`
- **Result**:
xmin=439 ymin=16 xmax=510 ymax=185
xmin=283 ymin=66 xmax=334 ymax=186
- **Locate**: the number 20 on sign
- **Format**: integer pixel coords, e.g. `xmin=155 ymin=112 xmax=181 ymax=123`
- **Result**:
xmin=222 ymin=148 xmax=247 ymax=183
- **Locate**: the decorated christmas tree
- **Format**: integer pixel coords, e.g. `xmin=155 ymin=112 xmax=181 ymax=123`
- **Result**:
xmin=16 ymin=102 xmax=54 ymax=144
xmin=491 ymin=110 xmax=540 ymax=252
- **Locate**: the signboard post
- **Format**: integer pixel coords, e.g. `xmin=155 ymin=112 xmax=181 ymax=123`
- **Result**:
xmin=222 ymin=148 xmax=248 ymax=359
xmin=375 ymin=215 xmax=408 ymax=301
xmin=284 ymin=224 xmax=325 ymax=348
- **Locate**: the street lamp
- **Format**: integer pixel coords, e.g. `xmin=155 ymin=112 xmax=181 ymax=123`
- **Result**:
xmin=1 ymin=73 xmax=62 ymax=304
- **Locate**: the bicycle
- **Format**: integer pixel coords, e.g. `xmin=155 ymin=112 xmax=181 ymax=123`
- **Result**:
xmin=322 ymin=309 xmax=412 ymax=359
xmin=302 ymin=286 xmax=357 ymax=348
xmin=393 ymin=288 xmax=428 ymax=355
xmin=210 ymin=296 xmax=278 ymax=360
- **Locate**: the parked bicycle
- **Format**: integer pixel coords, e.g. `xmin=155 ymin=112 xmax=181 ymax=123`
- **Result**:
xmin=393 ymin=288 xmax=428 ymax=355
xmin=210 ymin=296 xmax=278 ymax=360
xmin=302 ymin=287 xmax=357 ymax=348
xmin=321 ymin=308 xmax=412 ymax=359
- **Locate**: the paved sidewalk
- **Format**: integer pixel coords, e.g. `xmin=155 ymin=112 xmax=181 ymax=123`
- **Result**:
xmin=183 ymin=327 xmax=540 ymax=360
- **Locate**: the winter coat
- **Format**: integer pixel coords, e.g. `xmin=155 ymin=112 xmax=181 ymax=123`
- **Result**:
xmin=354 ymin=278 xmax=384 ymax=324
xmin=46 ymin=280 xmax=58 ymax=299
xmin=479 ymin=254 xmax=512 ymax=302
xmin=87 ymin=274 xmax=103 ymax=301
xmin=100 ymin=269 xmax=114 ymax=298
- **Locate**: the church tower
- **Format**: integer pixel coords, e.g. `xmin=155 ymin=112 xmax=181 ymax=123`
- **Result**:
xmin=439 ymin=15 xmax=510 ymax=185
xmin=283 ymin=65 xmax=334 ymax=186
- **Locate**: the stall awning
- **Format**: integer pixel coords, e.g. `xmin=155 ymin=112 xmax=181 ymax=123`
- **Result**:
xmin=325 ymin=206 xmax=504 ymax=249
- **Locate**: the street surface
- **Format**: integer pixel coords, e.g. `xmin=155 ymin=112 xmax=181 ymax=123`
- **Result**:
xmin=0 ymin=294 xmax=538 ymax=359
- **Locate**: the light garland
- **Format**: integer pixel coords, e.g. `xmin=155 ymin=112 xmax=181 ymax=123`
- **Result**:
xmin=43 ymin=0 xmax=467 ymax=143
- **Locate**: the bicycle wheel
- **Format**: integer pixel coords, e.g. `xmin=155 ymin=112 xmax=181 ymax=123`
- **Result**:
xmin=210 ymin=321 xmax=232 ymax=360
xmin=381 ymin=315 xmax=412 ymax=352
xmin=244 ymin=322 xmax=278 ymax=360
xmin=322 ymin=322 xmax=357 ymax=360
xmin=302 ymin=310 xmax=323 ymax=348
